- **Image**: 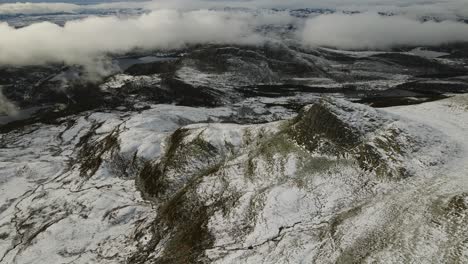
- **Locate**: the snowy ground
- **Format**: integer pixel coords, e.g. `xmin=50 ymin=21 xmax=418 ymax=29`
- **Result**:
xmin=0 ymin=105 xmax=235 ymax=263
xmin=0 ymin=96 xmax=467 ymax=263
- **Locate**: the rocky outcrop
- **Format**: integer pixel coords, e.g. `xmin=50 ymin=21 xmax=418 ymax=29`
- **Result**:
xmin=290 ymin=98 xmax=410 ymax=178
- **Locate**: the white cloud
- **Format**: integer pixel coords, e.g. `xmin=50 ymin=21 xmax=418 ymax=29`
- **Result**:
xmin=0 ymin=9 xmax=269 ymax=77
xmin=1 ymin=2 xmax=468 ymax=76
xmin=301 ymin=12 xmax=468 ymax=50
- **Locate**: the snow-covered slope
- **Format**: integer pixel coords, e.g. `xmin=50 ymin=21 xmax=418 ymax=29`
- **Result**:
xmin=0 ymin=105 xmax=235 ymax=263
xmin=1 ymin=96 xmax=466 ymax=263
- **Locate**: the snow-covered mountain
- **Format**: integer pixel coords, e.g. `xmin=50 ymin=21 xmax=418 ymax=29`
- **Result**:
xmin=1 ymin=5 xmax=468 ymax=264
xmin=1 ymin=94 xmax=467 ymax=263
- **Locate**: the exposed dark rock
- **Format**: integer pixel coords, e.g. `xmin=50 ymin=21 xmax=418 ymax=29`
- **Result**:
xmin=159 ymin=77 xmax=222 ymax=107
xmin=289 ymin=98 xmax=410 ymax=178
xmin=125 ymin=59 xmax=182 ymax=76
xmin=369 ymin=53 xmax=455 ymax=73
xmin=77 ymin=123 xmax=121 ymax=179
xmin=134 ymin=128 xmax=229 ymax=263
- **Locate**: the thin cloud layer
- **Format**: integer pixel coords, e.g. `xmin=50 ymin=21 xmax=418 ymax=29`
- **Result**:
xmin=301 ymin=12 xmax=468 ymax=50
xmin=0 ymin=87 xmax=17 ymax=116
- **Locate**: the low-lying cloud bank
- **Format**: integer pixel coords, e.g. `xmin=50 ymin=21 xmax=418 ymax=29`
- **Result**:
xmin=0 ymin=9 xmax=273 ymax=76
xmin=2 ymin=7 xmax=468 ymax=77
xmin=302 ymin=12 xmax=468 ymax=50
